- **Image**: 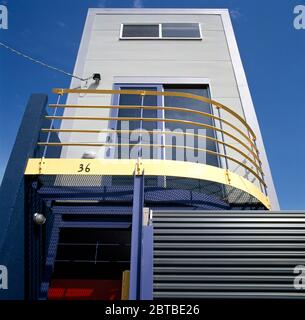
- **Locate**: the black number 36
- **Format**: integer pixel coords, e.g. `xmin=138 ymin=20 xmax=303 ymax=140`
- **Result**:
xmin=78 ymin=163 xmax=91 ymax=173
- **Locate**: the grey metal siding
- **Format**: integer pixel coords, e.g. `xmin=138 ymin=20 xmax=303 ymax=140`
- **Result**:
xmin=153 ymin=211 xmax=305 ymax=299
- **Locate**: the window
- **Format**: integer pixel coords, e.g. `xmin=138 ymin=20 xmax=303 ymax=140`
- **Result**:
xmin=114 ymin=85 xmax=160 ymax=161
xmin=121 ymin=24 xmax=159 ymax=38
xmin=162 ymin=23 xmax=201 ymax=38
xmin=108 ymin=84 xmax=219 ymax=167
xmin=162 ymin=85 xmax=219 ymax=167
xmin=109 ymin=84 xmax=162 ymax=186
xmin=120 ymin=23 xmax=202 ymax=39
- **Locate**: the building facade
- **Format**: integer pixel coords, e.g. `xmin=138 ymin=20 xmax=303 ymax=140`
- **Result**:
xmin=6 ymin=9 xmax=305 ymax=302
xmin=58 ymin=8 xmax=278 ymax=210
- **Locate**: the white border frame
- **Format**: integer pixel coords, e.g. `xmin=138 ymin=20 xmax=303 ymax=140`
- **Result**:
xmin=67 ymin=8 xmax=279 ymax=209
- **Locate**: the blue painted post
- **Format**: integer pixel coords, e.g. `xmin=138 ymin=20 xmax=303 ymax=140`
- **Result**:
xmin=140 ymin=224 xmax=153 ymax=300
xmin=129 ymin=172 xmax=145 ymax=300
xmin=40 ymin=214 xmax=62 ymax=299
xmin=0 ymin=94 xmax=48 ymax=300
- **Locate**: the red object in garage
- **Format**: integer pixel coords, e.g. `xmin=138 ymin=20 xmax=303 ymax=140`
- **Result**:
xmin=48 ymin=279 xmax=122 ymax=300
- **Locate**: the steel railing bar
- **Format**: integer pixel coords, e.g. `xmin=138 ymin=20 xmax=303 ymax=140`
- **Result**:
xmin=52 ymin=88 xmax=257 ymax=141
xmin=44 ymin=115 xmax=260 ymax=161
xmin=48 ymin=104 xmax=259 ymax=154
xmin=41 ymin=128 xmax=261 ymax=166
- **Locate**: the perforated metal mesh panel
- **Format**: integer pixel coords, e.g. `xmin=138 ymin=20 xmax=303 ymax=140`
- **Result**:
xmin=153 ymin=211 xmax=305 ymax=299
xmin=35 ymin=175 xmax=266 ymax=210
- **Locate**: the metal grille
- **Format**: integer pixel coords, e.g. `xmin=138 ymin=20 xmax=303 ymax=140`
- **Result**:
xmin=36 ymin=175 xmax=265 ymax=209
xmin=153 ymin=211 xmax=305 ymax=299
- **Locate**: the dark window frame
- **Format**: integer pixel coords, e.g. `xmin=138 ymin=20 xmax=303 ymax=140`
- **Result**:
xmin=120 ymin=23 xmax=202 ymax=40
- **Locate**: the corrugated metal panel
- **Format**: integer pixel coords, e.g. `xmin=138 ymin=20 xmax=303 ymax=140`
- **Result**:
xmin=153 ymin=211 xmax=305 ymax=299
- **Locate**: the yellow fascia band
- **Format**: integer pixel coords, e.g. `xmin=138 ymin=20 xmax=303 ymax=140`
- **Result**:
xmin=24 ymin=158 xmax=270 ymax=209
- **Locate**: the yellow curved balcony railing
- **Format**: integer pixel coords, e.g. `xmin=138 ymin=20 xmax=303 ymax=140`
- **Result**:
xmin=24 ymin=88 xmax=270 ymax=209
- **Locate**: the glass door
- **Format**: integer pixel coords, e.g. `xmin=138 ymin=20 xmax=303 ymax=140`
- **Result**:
xmin=106 ymin=83 xmax=220 ymax=167
xmin=108 ymin=84 xmax=163 ymax=186
xmin=107 ymin=84 xmax=163 ymax=161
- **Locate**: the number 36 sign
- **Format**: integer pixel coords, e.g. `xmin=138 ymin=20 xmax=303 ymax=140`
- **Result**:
xmin=78 ymin=163 xmax=91 ymax=173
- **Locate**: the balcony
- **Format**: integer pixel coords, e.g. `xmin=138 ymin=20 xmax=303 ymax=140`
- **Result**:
xmin=24 ymin=88 xmax=270 ymax=209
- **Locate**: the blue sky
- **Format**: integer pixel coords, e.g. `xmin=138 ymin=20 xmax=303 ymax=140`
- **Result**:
xmin=0 ymin=0 xmax=304 ymax=209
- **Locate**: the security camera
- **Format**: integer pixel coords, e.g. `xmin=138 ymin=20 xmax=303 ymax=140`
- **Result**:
xmin=93 ymin=73 xmax=101 ymax=84
xmin=33 ymin=213 xmax=46 ymax=225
